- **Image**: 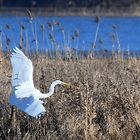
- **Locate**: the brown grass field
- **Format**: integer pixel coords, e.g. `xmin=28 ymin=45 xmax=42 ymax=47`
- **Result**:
xmin=0 ymin=54 xmax=139 ymax=140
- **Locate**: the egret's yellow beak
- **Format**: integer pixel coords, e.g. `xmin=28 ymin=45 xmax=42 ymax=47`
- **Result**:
xmin=62 ymin=82 xmax=71 ymax=88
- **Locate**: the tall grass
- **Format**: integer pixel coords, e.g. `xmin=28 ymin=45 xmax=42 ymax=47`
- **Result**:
xmin=0 ymin=57 xmax=140 ymax=140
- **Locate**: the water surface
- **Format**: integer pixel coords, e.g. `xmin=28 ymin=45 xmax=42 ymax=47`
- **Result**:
xmin=0 ymin=16 xmax=140 ymax=51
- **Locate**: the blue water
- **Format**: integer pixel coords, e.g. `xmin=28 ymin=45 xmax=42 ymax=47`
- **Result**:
xmin=0 ymin=16 xmax=140 ymax=51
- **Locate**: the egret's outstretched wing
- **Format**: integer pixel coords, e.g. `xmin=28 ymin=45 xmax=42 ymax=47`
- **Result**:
xmin=9 ymin=47 xmax=46 ymax=117
xmin=11 ymin=47 xmax=34 ymax=98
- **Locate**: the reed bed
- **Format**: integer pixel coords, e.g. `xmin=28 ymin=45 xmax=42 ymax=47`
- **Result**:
xmin=0 ymin=55 xmax=139 ymax=140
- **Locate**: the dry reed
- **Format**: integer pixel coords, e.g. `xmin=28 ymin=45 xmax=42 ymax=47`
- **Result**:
xmin=0 ymin=54 xmax=139 ymax=140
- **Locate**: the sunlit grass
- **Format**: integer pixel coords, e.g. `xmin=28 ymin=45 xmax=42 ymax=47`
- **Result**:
xmin=0 ymin=57 xmax=140 ymax=139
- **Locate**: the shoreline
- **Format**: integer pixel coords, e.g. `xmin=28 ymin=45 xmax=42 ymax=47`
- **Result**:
xmin=0 ymin=7 xmax=140 ymax=16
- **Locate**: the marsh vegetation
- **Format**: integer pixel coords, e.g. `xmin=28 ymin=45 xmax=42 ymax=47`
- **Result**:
xmin=0 ymin=56 xmax=140 ymax=140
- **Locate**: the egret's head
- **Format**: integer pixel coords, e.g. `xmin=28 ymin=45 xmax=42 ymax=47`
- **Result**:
xmin=53 ymin=80 xmax=62 ymax=85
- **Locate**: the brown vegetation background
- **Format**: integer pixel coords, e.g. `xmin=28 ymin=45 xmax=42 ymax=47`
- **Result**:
xmin=0 ymin=54 xmax=140 ymax=139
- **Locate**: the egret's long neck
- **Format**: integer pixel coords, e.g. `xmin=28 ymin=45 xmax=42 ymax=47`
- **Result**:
xmin=39 ymin=81 xmax=59 ymax=98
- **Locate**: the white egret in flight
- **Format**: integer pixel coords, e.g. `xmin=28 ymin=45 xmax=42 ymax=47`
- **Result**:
xmin=9 ymin=47 xmax=70 ymax=118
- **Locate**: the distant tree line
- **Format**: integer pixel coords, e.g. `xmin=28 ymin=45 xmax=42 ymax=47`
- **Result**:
xmin=0 ymin=0 xmax=139 ymax=8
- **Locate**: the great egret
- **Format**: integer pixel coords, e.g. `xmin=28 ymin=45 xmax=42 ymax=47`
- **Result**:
xmin=9 ymin=47 xmax=70 ymax=118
